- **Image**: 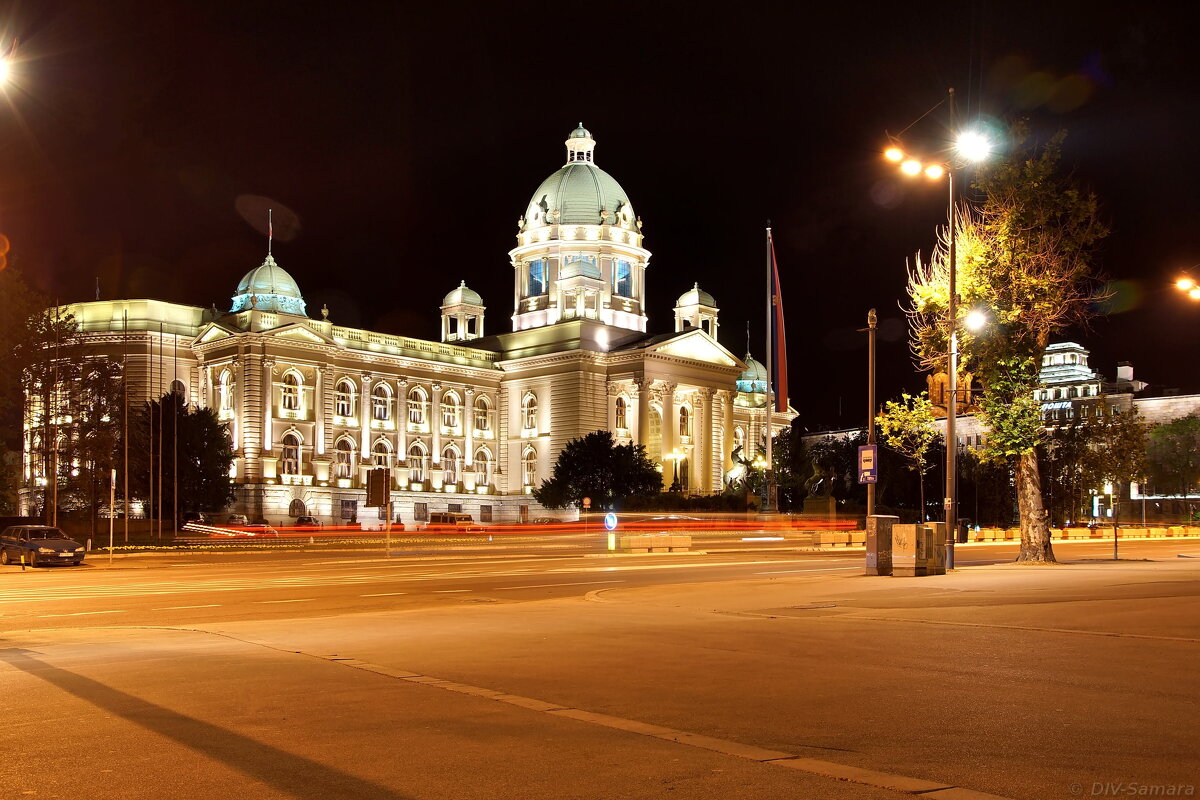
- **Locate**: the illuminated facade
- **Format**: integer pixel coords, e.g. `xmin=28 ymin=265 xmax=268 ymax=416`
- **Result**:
xmin=22 ymin=125 xmax=795 ymax=523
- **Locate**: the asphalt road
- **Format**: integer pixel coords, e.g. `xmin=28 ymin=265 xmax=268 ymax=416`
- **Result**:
xmin=2 ymin=537 xmax=1197 ymax=800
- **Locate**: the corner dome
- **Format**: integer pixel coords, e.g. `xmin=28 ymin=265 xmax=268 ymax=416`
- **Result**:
xmin=443 ymin=280 xmax=483 ymax=307
xmin=737 ymin=353 xmax=769 ymax=393
xmin=521 ymin=124 xmax=637 ymax=230
xmin=230 ymin=255 xmax=307 ymax=316
xmin=677 ymin=283 xmax=716 ymax=308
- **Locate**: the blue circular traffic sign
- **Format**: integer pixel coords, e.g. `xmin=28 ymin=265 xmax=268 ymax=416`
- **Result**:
xmin=604 ymin=512 xmax=618 ymax=531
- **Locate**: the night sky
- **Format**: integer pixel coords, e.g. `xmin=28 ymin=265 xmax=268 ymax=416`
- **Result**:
xmin=1 ymin=1 xmax=1197 ymax=431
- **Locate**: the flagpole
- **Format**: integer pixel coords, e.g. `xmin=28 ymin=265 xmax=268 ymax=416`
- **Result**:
xmin=173 ymin=328 xmax=178 ymax=536
xmin=123 ymin=310 xmax=129 ymax=543
xmin=157 ymin=321 xmax=163 ymax=539
xmin=764 ymin=224 xmax=774 ymax=513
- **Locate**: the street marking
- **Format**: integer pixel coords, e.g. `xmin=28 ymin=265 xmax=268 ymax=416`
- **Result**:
xmin=153 ymin=604 xmax=222 ymax=610
xmin=495 ymin=580 xmax=625 ymax=590
xmin=38 ymin=610 xmax=127 ymax=618
xmin=755 ymin=567 xmax=861 ymax=575
xmin=256 ymin=598 xmax=315 ymax=604
xmin=361 ymin=592 xmax=406 ymax=597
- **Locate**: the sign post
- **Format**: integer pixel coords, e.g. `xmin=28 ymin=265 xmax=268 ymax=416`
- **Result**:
xmin=367 ymin=468 xmax=390 ymax=557
xmin=604 ymin=512 xmax=618 ymax=551
xmin=857 ymin=445 xmax=878 ymax=486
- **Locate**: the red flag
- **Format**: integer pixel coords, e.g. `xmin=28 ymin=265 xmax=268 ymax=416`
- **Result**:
xmin=770 ymin=238 xmax=789 ymax=414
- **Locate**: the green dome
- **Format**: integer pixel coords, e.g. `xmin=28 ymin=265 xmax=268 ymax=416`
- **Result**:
xmin=522 ymin=125 xmax=636 ymax=229
xmin=737 ymin=353 xmax=769 ymax=394
xmin=231 ymin=255 xmax=307 ymax=316
xmin=526 ymin=163 xmax=633 ymax=226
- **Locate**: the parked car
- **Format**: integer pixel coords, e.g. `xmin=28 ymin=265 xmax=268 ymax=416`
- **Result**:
xmin=226 ymin=514 xmax=249 ymax=526
xmin=294 ymin=516 xmax=322 ymax=528
xmin=423 ymin=512 xmax=481 ymax=532
xmin=0 ymin=525 xmax=86 ymax=567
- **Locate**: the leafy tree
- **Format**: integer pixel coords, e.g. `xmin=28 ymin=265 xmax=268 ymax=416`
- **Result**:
xmin=1086 ymin=402 xmax=1147 ymax=542
xmin=129 ymin=392 xmax=236 ymax=527
xmin=0 ymin=267 xmax=52 ymax=445
xmin=906 ymin=124 xmax=1108 ymax=562
xmin=770 ymin=422 xmax=809 ymax=512
xmin=958 ymin=447 xmax=1016 ymax=528
xmin=533 ymin=430 xmax=661 ymax=510
xmin=876 ymin=392 xmax=941 ymax=522
xmin=1146 ymin=414 xmax=1200 ymax=499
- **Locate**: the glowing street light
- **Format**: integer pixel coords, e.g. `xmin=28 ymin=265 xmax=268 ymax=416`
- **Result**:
xmin=883 ymin=88 xmax=994 ymax=571
xmin=1176 ymin=276 xmax=1200 ymax=300
xmin=964 ymin=309 xmax=988 ymax=331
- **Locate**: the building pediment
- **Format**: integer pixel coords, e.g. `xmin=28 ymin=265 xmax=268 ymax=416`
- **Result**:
xmin=194 ymin=323 xmax=239 ymax=345
xmin=647 ymin=330 xmax=739 ymax=367
xmin=267 ymin=323 xmax=338 ymax=346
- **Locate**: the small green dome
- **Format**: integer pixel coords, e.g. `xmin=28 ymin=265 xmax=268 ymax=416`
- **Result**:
xmin=568 ymin=122 xmax=592 ymax=139
xmin=737 ymin=353 xmax=769 ymax=394
xmin=231 ymin=255 xmax=306 ymax=316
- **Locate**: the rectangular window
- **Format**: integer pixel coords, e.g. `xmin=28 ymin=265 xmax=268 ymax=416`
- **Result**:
xmin=340 ymin=499 xmax=357 ymax=520
xmin=480 ymin=505 xmax=492 ymax=522
xmin=614 ymin=260 xmax=632 ymax=297
xmin=527 ymin=260 xmax=546 ymax=296
xmin=448 ymin=503 xmax=463 ymax=513
xmin=414 ymin=502 xmax=428 ymax=522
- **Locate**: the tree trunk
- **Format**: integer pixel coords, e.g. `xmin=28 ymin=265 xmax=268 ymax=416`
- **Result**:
xmin=1015 ymin=449 xmax=1055 ymax=562
xmin=917 ymin=472 xmax=925 ymax=523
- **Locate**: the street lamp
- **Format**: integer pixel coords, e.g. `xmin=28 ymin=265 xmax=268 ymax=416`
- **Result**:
xmin=885 ymin=88 xmax=993 ymax=570
xmin=1176 ymin=275 xmax=1200 ymax=301
xmin=1 ymin=37 xmax=18 ymax=88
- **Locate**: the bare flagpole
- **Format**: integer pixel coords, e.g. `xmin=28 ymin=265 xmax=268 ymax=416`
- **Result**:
xmin=173 ymin=328 xmax=178 ymax=535
xmin=123 ymin=309 xmax=129 ymax=543
xmin=764 ymin=224 xmax=774 ymax=512
xmin=157 ymin=321 xmax=163 ymax=539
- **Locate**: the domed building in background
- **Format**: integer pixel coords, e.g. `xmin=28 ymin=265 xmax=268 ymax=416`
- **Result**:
xmin=23 ymin=125 xmax=796 ymax=524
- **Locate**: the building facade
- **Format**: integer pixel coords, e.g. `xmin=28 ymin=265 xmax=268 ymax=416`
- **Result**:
xmin=22 ymin=125 xmax=795 ymax=524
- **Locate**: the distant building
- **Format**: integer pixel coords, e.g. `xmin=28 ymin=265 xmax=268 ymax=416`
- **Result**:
xmin=21 ymin=125 xmax=795 ymax=524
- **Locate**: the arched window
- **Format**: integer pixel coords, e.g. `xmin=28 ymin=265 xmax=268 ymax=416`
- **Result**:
xmin=407 ymin=442 xmax=427 ymax=483
xmin=170 ymin=379 xmax=187 ymax=401
xmin=218 ymin=370 xmax=234 ymax=414
xmin=335 ymin=379 xmax=357 ymax=418
xmin=335 ymin=438 xmax=355 ymax=479
xmin=407 ymin=387 xmax=427 ymax=426
xmin=373 ymin=440 xmax=390 ymax=468
xmin=372 ymin=383 xmax=391 ymax=421
xmin=442 ymin=446 xmax=460 ymax=484
xmin=474 ymin=448 xmax=491 ymax=485
xmin=679 ymin=405 xmax=691 ymax=438
xmin=442 ymin=391 xmax=461 ymax=430
xmin=522 ymin=393 xmax=537 ymax=431
xmin=473 ymin=396 xmax=491 ymax=432
xmin=734 ymin=426 xmax=746 ymax=453
xmin=289 ymin=499 xmax=306 ymax=517
xmin=522 ymin=448 xmax=537 ymax=487
xmin=615 ymin=396 xmax=627 ymax=429
xmin=281 ymin=432 xmax=301 ymax=475
xmin=281 ymin=372 xmax=301 ymax=411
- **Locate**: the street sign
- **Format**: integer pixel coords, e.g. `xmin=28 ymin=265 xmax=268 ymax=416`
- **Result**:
xmin=582 ymin=497 xmax=591 ymax=509
xmin=604 ymin=512 xmax=618 ymax=531
xmin=857 ymin=445 xmax=878 ymax=485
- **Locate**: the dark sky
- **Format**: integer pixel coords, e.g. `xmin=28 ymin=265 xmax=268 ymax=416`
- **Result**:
xmin=1 ymin=1 xmax=1197 ymax=431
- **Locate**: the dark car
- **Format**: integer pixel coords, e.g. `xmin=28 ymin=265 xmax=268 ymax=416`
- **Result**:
xmin=294 ymin=516 xmax=322 ymax=528
xmin=0 ymin=525 xmax=86 ymax=567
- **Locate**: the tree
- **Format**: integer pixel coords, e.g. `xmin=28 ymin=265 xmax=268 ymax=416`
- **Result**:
xmin=129 ymin=392 xmax=236 ymax=526
xmin=1086 ymin=402 xmax=1147 ymax=548
xmin=770 ymin=422 xmax=809 ymax=512
xmin=1146 ymin=414 xmax=1200 ymax=500
xmin=876 ymin=392 xmax=941 ymax=522
xmin=533 ymin=430 xmax=661 ymax=510
xmin=906 ymin=124 xmax=1108 ymax=562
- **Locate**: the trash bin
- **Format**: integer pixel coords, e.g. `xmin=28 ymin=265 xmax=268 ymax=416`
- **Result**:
xmin=957 ymin=518 xmax=971 ymax=544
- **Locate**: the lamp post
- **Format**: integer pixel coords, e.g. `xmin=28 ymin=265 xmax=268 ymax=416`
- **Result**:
xmin=884 ymin=88 xmax=992 ymax=570
xmin=1176 ymin=275 xmax=1200 ymax=301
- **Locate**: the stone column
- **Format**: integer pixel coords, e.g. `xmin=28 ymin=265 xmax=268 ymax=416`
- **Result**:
xmin=699 ymin=389 xmax=714 ymax=493
xmin=397 ymin=378 xmax=408 ymax=464
xmin=464 ymin=388 xmax=475 ymax=466
xmin=661 ymin=382 xmax=676 ymax=463
xmin=720 ymin=390 xmax=733 ymax=475
xmin=635 ymin=378 xmax=650 ymax=448
xmin=262 ymin=358 xmax=275 ymax=452
xmin=431 ymin=384 xmax=442 ymax=464
xmin=315 ymin=366 xmax=325 ymax=455
xmin=359 ymin=373 xmax=373 ymax=458
xmin=200 ymin=361 xmax=211 ymax=409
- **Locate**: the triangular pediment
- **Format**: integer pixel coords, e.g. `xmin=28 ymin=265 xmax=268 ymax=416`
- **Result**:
xmin=194 ymin=323 xmax=238 ymax=345
xmin=650 ymin=330 xmax=738 ymax=366
xmin=264 ymin=322 xmax=339 ymax=346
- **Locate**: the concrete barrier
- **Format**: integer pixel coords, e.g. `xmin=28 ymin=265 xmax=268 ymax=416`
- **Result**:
xmin=618 ymin=534 xmax=691 ymax=553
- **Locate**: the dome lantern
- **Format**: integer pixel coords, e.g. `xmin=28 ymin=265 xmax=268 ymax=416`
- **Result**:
xmin=565 ymin=123 xmax=595 ymax=165
xmin=674 ymin=283 xmax=719 ymax=338
xmin=441 ymin=280 xmax=485 ymax=343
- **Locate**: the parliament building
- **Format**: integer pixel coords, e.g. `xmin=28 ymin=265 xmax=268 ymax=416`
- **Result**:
xmin=23 ymin=125 xmax=796 ymax=524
